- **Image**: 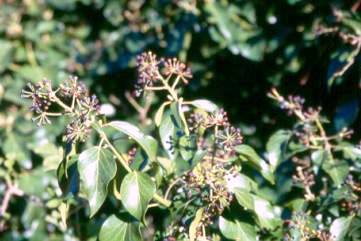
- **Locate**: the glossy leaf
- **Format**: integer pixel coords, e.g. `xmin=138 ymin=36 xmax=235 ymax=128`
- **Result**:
xmin=107 ymin=121 xmax=158 ymax=162
xmin=330 ymin=216 xmax=353 ymax=241
xmin=120 ymin=171 xmax=156 ymax=220
xmin=190 ymin=99 xmax=218 ymax=112
xmin=159 ymin=110 xmax=180 ymax=160
xmin=189 ymin=208 xmax=204 ymax=241
xmin=235 ymin=144 xmax=275 ymax=184
xmin=219 ymin=216 xmax=257 ymax=241
xmin=266 ymin=130 xmax=291 ymax=167
xmin=234 ymin=188 xmax=281 ymax=229
xmin=99 ymin=215 xmax=142 ymax=241
xmin=154 ymin=101 xmax=170 ymax=127
xmin=78 ymin=147 xmax=117 ymax=217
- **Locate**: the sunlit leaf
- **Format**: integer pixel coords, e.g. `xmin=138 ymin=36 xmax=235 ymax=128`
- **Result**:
xmin=219 ymin=216 xmax=257 ymax=241
xmin=99 ymin=214 xmax=142 ymax=241
xmin=107 ymin=121 xmax=158 ymax=162
xmin=78 ymin=147 xmax=117 ymax=217
xmin=120 ymin=171 xmax=156 ymax=220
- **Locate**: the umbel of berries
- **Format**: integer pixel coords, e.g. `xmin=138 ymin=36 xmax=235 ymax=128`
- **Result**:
xmin=21 ymin=76 xmax=100 ymax=143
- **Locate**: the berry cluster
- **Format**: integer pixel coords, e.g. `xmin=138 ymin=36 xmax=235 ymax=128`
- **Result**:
xmin=285 ymin=212 xmax=335 ymax=241
xmin=21 ymin=76 xmax=100 ymax=143
xmin=292 ymin=157 xmax=315 ymax=201
xmin=134 ymin=51 xmax=192 ymax=97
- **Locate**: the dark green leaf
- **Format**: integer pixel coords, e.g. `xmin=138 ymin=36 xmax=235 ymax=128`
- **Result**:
xmin=78 ymin=147 xmax=117 ymax=217
xmin=219 ymin=216 xmax=257 ymax=241
xmin=120 ymin=171 xmax=156 ymax=220
xmin=107 ymin=121 xmax=158 ymax=162
xmin=266 ymin=130 xmax=291 ymax=167
xmin=235 ymin=144 xmax=275 ymax=184
xmin=99 ymin=215 xmax=142 ymax=241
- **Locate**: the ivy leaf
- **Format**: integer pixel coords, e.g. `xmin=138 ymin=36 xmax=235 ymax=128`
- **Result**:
xmin=159 ymin=110 xmax=180 ymax=160
xmin=0 ymin=40 xmax=13 ymax=73
xmin=235 ymin=144 xmax=275 ymax=184
xmin=78 ymin=147 xmax=117 ymax=217
xmin=317 ymin=151 xmax=349 ymax=186
xmin=3 ymin=133 xmax=30 ymax=167
xmin=99 ymin=215 xmax=142 ymax=241
xmin=107 ymin=121 xmax=158 ymax=162
xmin=189 ymin=208 xmax=204 ymax=241
xmin=265 ymin=130 xmax=291 ymax=168
xmin=233 ymin=188 xmax=281 ymax=229
xmin=179 ymin=134 xmax=197 ymax=161
xmin=154 ymin=101 xmax=170 ymax=126
xmin=33 ymin=143 xmax=63 ymax=171
xmin=120 ymin=171 xmax=156 ymax=220
xmin=219 ymin=216 xmax=257 ymax=241
xmin=189 ymin=99 xmax=218 ymax=112
xmin=330 ymin=216 xmax=353 ymax=241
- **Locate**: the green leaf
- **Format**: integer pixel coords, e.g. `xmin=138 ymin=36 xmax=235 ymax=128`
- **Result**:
xmin=190 ymin=99 xmax=218 ymax=112
xmin=154 ymin=102 xmax=169 ymax=127
xmin=0 ymin=40 xmax=13 ymax=73
xmin=219 ymin=216 xmax=257 ymax=241
xmin=189 ymin=208 xmax=204 ymax=241
xmin=226 ymin=173 xmax=258 ymax=193
xmin=235 ymin=144 xmax=262 ymax=166
xmin=235 ymin=144 xmax=275 ymax=184
xmin=234 ymin=189 xmax=254 ymax=210
xmin=120 ymin=171 xmax=156 ymax=220
xmin=99 ymin=215 xmax=142 ymax=241
xmin=16 ymin=65 xmax=47 ymax=83
xmin=179 ymin=135 xmax=197 ymax=161
xmin=18 ymin=168 xmax=52 ymax=197
xmin=33 ymin=143 xmax=63 ymax=171
xmin=338 ymin=143 xmax=361 ymax=161
xmin=78 ymin=147 xmax=117 ymax=217
xmin=234 ymin=188 xmax=281 ymax=229
xmin=330 ymin=216 xmax=353 ymax=241
xmin=3 ymin=133 xmax=30 ymax=168
xmin=253 ymin=196 xmax=281 ymax=229
xmin=266 ymin=130 xmax=291 ymax=168
xmin=318 ymin=151 xmax=349 ymax=186
xmin=159 ymin=110 xmax=180 ymax=160
xmin=107 ymin=121 xmax=158 ymax=162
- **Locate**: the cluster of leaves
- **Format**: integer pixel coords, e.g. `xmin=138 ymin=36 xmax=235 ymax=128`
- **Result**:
xmin=0 ymin=0 xmax=360 ymax=241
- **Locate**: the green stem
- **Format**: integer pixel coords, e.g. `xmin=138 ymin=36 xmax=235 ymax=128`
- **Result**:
xmin=97 ymin=128 xmax=171 ymax=207
xmin=98 ymin=130 xmax=132 ymax=173
xmin=159 ymin=75 xmax=178 ymax=101
xmin=52 ymin=94 xmax=73 ymax=113
xmin=153 ymin=193 xmax=171 ymax=207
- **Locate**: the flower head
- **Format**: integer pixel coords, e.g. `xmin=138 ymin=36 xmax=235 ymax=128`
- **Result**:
xmin=135 ymin=52 xmax=161 ymax=96
xmin=163 ymin=57 xmax=192 ymax=84
xmin=60 ymin=76 xmax=88 ymax=98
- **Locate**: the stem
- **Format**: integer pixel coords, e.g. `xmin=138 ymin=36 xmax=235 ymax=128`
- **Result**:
xmin=315 ymin=118 xmax=332 ymax=155
xmin=98 ymin=130 xmax=132 ymax=173
xmin=153 ymin=194 xmax=171 ymax=207
xmin=165 ymin=178 xmax=182 ymax=200
xmin=171 ymin=76 xmax=181 ymax=90
xmin=159 ymin=75 xmax=178 ymax=101
xmin=178 ymin=98 xmax=190 ymax=136
xmin=45 ymin=112 xmax=63 ymax=116
xmin=52 ymin=94 xmax=73 ymax=113
xmin=0 ymin=180 xmax=24 ymax=231
xmin=97 ymin=128 xmax=171 ymax=207
xmin=145 ymin=86 xmax=167 ymax=91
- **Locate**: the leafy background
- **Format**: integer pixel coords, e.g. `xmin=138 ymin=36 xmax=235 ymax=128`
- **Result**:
xmin=0 ymin=0 xmax=360 ymax=240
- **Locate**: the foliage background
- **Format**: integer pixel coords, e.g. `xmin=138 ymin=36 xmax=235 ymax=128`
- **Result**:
xmin=0 ymin=0 xmax=360 ymax=240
